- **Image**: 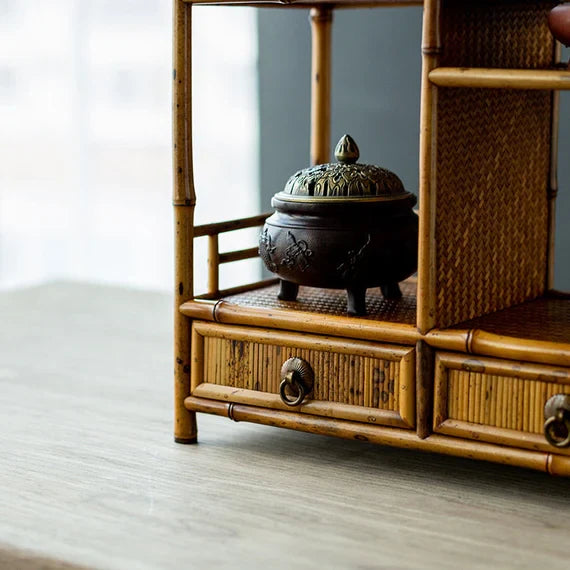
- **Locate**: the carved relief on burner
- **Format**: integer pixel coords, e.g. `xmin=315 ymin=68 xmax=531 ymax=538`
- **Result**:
xmin=259 ymin=228 xmax=277 ymax=272
xmin=337 ymin=234 xmax=371 ymax=280
xmin=280 ymin=231 xmax=313 ymax=272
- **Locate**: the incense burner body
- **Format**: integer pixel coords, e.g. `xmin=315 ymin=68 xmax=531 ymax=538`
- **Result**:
xmin=259 ymin=135 xmax=418 ymax=315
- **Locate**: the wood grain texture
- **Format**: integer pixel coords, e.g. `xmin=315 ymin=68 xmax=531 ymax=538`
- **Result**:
xmin=2 ymin=283 xmax=570 ymax=569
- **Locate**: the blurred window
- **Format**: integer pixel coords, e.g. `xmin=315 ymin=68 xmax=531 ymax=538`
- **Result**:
xmin=0 ymin=1 xmax=260 ymax=292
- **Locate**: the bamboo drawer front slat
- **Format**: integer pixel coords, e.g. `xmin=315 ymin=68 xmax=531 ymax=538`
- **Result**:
xmin=433 ymin=352 xmax=570 ymax=456
xmin=191 ymin=322 xmax=416 ymax=428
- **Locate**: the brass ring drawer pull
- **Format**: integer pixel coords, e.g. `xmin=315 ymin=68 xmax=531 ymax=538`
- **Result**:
xmin=544 ymin=394 xmax=570 ymax=448
xmin=279 ymin=357 xmax=314 ymax=407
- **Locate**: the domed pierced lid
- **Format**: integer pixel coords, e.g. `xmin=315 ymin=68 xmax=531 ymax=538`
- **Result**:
xmin=276 ymin=135 xmax=411 ymax=203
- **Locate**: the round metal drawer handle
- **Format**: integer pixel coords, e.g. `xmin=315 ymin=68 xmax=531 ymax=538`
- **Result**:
xmin=544 ymin=394 xmax=570 ymax=448
xmin=279 ymin=372 xmax=306 ymax=407
xmin=279 ymin=357 xmax=314 ymax=407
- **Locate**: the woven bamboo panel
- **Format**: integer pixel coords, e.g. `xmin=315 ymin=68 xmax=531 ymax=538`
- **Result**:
xmin=453 ymin=297 xmax=570 ymax=343
xmin=222 ymin=279 xmax=417 ymax=324
xmin=447 ymin=370 xmax=570 ymax=435
xmin=203 ymin=336 xmax=400 ymax=410
xmin=433 ymin=0 xmax=556 ymax=328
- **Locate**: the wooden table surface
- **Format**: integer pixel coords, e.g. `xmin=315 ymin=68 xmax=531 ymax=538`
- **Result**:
xmin=1 ymin=282 xmax=569 ymax=570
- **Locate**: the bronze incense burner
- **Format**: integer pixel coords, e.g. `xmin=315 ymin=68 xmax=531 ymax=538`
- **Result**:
xmin=259 ymin=135 xmax=418 ymax=315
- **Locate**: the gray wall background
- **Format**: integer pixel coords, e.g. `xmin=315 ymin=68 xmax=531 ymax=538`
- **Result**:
xmin=258 ymin=7 xmax=570 ymax=291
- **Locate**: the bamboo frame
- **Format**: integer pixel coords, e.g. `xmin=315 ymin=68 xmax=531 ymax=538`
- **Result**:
xmin=181 ymin=298 xmax=419 ymax=345
xmin=173 ymin=0 xmax=197 ymax=443
xmin=185 ymin=397 xmax=570 ymax=475
xmin=310 ymin=6 xmax=333 ymax=166
xmin=425 ymin=329 xmax=570 ymax=368
xmin=417 ymin=0 xmax=440 ymax=334
xmin=428 ymin=67 xmax=570 ymax=90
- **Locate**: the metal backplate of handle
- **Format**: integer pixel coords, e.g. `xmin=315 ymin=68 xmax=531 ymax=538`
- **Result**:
xmin=544 ymin=394 xmax=570 ymax=448
xmin=279 ymin=357 xmax=315 ymax=407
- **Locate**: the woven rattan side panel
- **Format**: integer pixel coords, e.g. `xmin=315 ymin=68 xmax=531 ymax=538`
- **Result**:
xmin=203 ymin=336 xmax=401 ymax=411
xmin=433 ymin=0 xmax=556 ymax=328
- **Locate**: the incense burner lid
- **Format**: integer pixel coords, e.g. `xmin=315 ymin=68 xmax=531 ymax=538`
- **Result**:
xmin=277 ymin=134 xmax=411 ymax=203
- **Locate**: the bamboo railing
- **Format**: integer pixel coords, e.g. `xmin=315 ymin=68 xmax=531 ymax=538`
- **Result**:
xmin=194 ymin=213 xmax=273 ymax=299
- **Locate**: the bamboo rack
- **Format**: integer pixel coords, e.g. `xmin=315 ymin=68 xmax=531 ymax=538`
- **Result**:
xmin=173 ymin=0 xmax=570 ymax=475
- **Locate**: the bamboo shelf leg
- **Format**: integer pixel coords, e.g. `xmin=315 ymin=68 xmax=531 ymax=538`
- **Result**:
xmin=310 ymin=6 xmax=333 ymax=166
xmin=173 ymin=0 xmax=197 ymax=443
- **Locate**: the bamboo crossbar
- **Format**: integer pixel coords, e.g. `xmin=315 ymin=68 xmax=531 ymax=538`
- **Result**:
xmin=219 ymin=247 xmax=259 ymax=264
xmin=194 ymin=212 xmax=271 ymax=238
xmin=195 ymin=279 xmax=279 ymax=300
xmin=429 ymin=67 xmax=570 ymax=90
xmin=426 ymin=329 xmax=570 ymax=368
xmin=185 ymin=1 xmax=423 ymax=7
xmin=184 ymin=397 xmax=570 ymax=475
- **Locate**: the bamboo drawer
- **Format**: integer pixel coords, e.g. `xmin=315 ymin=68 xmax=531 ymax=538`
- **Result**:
xmin=433 ymin=352 xmax=570 ymax=455
xmin=190 ymin=321 xmax=415 ymax=429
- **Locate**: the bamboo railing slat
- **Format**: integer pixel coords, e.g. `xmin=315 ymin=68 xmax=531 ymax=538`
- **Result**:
xmin=193 ymin=213 xmax=271 ymax=238
xmin=219 ymin=247 xmax=259 ymax=264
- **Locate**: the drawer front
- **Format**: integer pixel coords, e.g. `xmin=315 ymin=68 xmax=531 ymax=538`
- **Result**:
xmin=191 ymin=321 xmax=415 ymax=429
xmin=433 ymin=352 xmax=570 ymax=455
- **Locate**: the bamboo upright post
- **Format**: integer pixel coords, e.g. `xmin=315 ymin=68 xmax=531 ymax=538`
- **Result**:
xmin=416 ymin=340 xmax=434 ymax=438
xmin=173 ymin=0 xmax=197 ymax=443
xmin=207 ymin=234 xmax=220 ymax=297
xmin=417 ymin=0 xmax=441 ymax=334
xmin=547 ymin=41 xmax=562 ymax=290
xmin=310 ymin=7 xmax=333 ymax=166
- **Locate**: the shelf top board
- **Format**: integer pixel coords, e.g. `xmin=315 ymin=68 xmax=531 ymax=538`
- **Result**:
xmin=180 ymin=278 xmax=419 ymax=345
xmin=453 ymin=294 xmax=570 ymax=346
xmin=186 ymin=0 xmax=422 ymax=8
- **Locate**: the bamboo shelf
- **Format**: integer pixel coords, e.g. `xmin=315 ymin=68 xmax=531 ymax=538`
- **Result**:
xmin=181 ymin=278 xmax=419 ymax=345
xmin=173 ymin=0 xmax=570 ymax=475
xmin=427 ymin=294 xmax=570 ymax=368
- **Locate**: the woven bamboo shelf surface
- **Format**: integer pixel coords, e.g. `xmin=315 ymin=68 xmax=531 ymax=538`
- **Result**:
xmin=222 ymin=278 xmax=417 ymax=324
xmin=433 ymin=0 xmax=556 ymax=329
xmin=452 ymin=296 xmax=570 ymax=344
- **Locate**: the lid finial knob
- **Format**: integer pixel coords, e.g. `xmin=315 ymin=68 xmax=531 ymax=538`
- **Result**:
xmin=334 ymin=134 xmax=360 ymax=164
